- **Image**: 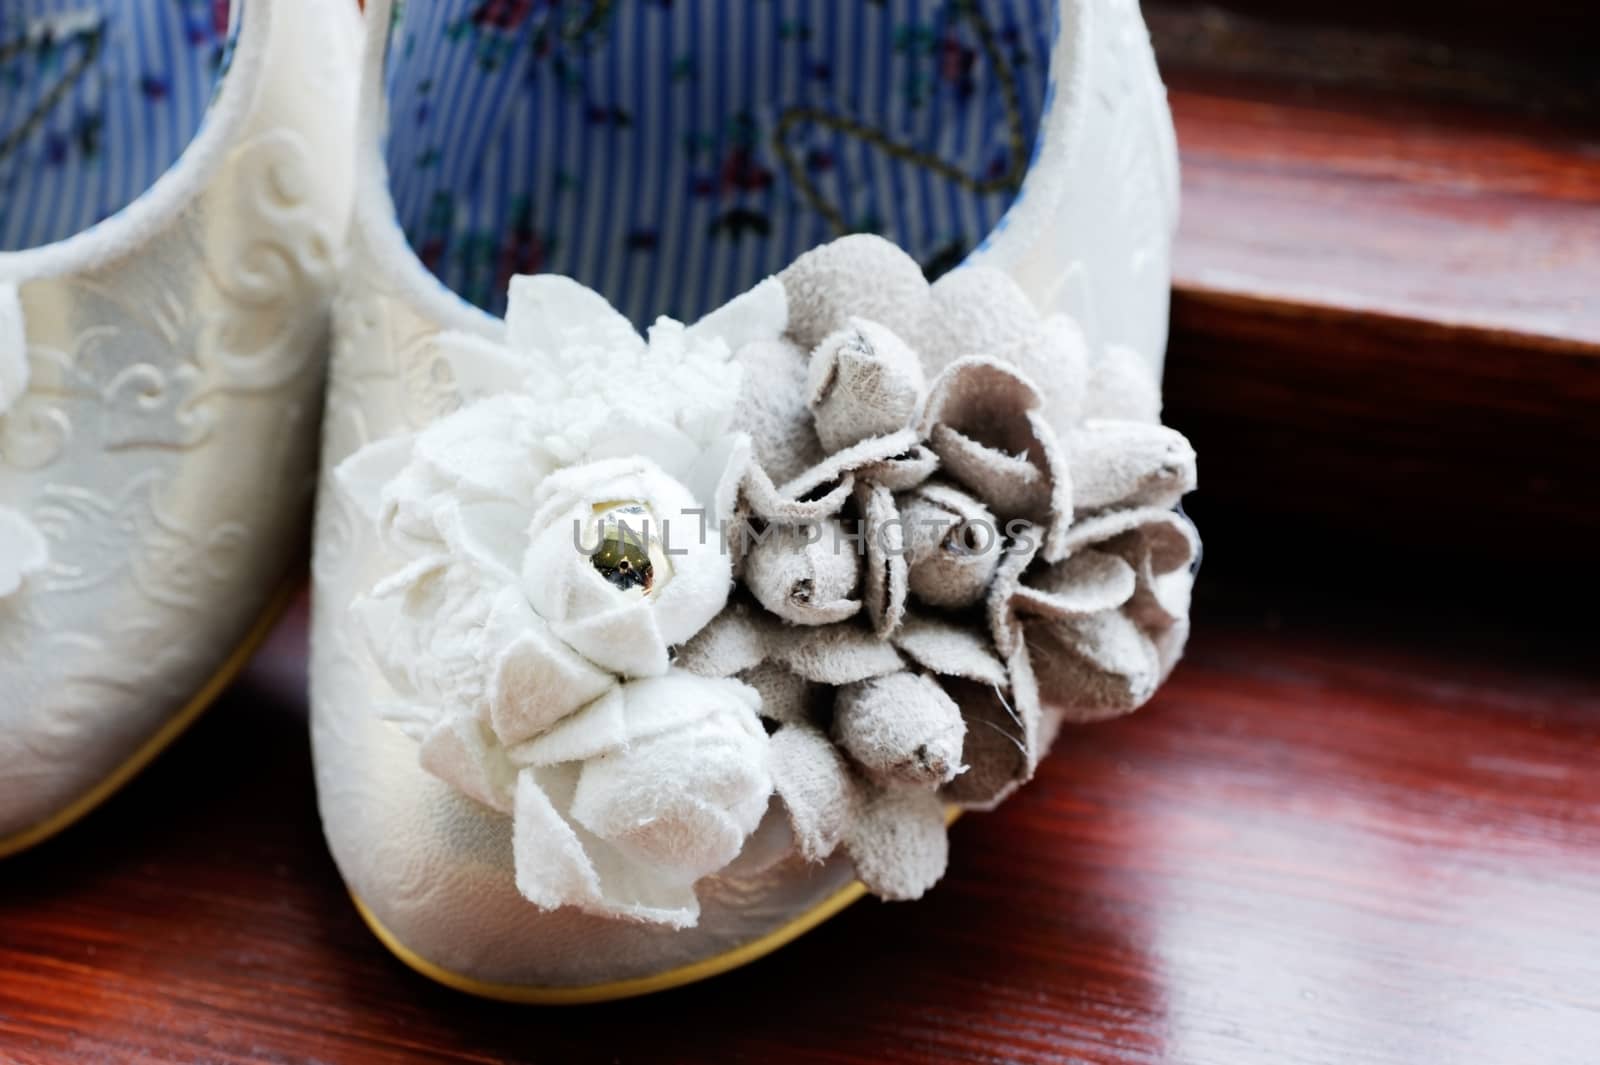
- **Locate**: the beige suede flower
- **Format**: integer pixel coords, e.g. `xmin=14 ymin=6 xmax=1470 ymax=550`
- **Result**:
xmin=675 ymin=234 xmax=1200 ymax=903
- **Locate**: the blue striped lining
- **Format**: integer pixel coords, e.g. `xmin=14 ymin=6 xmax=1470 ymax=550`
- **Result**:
xmin=384 ymin=0 xmax=1055 ymax=324
xmin=0 ymin=0 xmax=236 ymax=252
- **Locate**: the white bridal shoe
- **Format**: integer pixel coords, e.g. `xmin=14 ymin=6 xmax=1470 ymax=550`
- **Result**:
xmin=0 ymin=0 xmax=358 ymax=855
xmin=315 ymin=0 xmax=1191 ymax=1000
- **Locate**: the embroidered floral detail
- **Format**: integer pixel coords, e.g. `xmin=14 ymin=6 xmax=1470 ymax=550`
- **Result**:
xmin=0 ymin=283 xmax=47 ymax=598
xmin=337 ymin=273 xmax=786 ymax=927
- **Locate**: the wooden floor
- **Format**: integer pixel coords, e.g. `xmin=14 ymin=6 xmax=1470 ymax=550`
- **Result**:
xmin=2 ymin=580 xmax=1597 ymax=1065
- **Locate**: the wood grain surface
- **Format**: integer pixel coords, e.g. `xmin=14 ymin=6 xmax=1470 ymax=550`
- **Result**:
xmin=2 ymin=584 xmax=1597 ymax=1065
xmin=1159 ymin=47 xmax=1600 ymax=550
xmin=1168 ymin=79 xmax=1600 ymax=347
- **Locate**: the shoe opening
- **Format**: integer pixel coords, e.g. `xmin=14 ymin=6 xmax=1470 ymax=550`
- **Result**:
xmin=0 ymin=0 xmax=240 ymax=252
xmin=382 ymin=0 xmax=1056 ymax=324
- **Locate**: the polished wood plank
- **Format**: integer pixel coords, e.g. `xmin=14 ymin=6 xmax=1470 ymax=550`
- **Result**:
xmin=2 ymin=590 xmax=1596 ymax=1064
xmin=1157 ymin=27 xmax=1600 ymax=548
xmin=1169 ymin=78 xmax=1600 ymax=347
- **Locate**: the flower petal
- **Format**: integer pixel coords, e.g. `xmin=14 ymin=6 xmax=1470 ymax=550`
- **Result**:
xmin=808 ymin=318 xmax=927 ymax=452
xmin=939 ymin=678 xmax=1030 ymax=809
xmin=512 ymin=765 xmax=610 ymax=912
xmin=331 ymin=433 xmax=415 ymax=525
xmin=549 ymin=602 xmax=672 ymax=679
xmin=770 ymin=723 xmax=855 ymax=862
xmin=730 ymin=338 xmax=827 ymax=486
xmin=418 ymin=712 xmax=518 ymax=813
xmin=925 ymin=264 xmax=1042 ymax=372
xmin=1012 ymin=549 xmax=1138 ymax=621
xmin=512 ymin=765 xmax=705 ymax=929
xmin=486 ymin=607 xmax=616 ymax=746
xmin=1104 ymin=523 xmax=1199 ymax=633
xmin=834 ymin=672 xmax=966 ymax=787
xmin=1016 ymin=314 xmax=1092 ymax=431
xmin=768 ymin=621 xmax=905 ymax=685
xmin=688 ymin=276 xmax=789 ymax=352
xmin=1029 ymin=609 xmax=1163 ymax=722
xmin=1086 ymin=342 xmax=1162 ymax=424
xmin=507 ymin=671 xmax=756 ymax=768
xmin=507 ymin=685 xmax=628 ymax=768
xmin=861 ymin=444 xmax=940 ymax=491
xmin=1150 ymin=580 xmax=1195 ymax=679
xmin=843 ymin=782 xmax=950 ymax=901
xmin=738 ymin=464 xmax=856 ymax=528
xmin=926 ymin=268 xmax=1091 ymax=428
xmin=920 ymin=357 xmax=1073 ymax=557
xmin=739 ymin=659 xmax=815 ymax=725
xmin=858 ymin=482 xmax=909 ymax=638
xmin=899 ymin=482 xmax=1001 ymax=610
xmin=430 ymin=497 xmax=528 ymax=584
xmin=357 ymin=554 xmax=496 ymax=716
xmin=779 ymin=234 xmax=934 ymax=351
xmin=576 ymin=408 xmax=703 ymax=482
xmin=569 ymin=710 xmax=770 ymax=883
xmin=925 ymin=424 xmax=1043 ymax=511
xmin=1069 ymin=419 xmax=1197 ymax=512
xmin=986 ymin=522 xmax=1043 ymax=659
xmin=684 ymin=432 xmax=753 ymax=539
xmin=672 ymin=602 xmax=772 ymax=678
xmin=892 ymin=614 xmax=1008 ymax=688
xmin=506 ymin=274 xmax=643 ymax=356
xmin=744 ymin=521 xmax=861 ymax=626
xmin=777 ymin=426 xmax=923 ymax=502
xmin=412 ymin=393 xmax=552 ymax=505
xmin=1059 ymin=507 xmax=1198 ymax=570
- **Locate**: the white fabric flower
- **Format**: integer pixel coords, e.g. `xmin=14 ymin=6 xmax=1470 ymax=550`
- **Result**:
xmin=522 ymin=456 xmax=732 ymax=677
xmin=336 ymin=273 xmax=789 ymax=925
xmin=437 ymin=273 xmax=782 ymax=472
xmin=0 ymin=282 xmax=46 ymax=598
xmin=506 ymin=671 xmax=771 ymax=927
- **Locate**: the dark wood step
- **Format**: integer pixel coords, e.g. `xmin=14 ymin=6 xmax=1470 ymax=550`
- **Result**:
xmin=1151 ymin=6 xmax=1600 ymax=552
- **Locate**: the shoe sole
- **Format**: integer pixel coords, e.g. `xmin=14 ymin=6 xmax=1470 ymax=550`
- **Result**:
xmin=0 ymin=578 xmax=301 ymax=859
xmin=351 ymin=806 xmax=964 ymax=1003
xmin=349 ymin=881 xmax=869 ymax=1004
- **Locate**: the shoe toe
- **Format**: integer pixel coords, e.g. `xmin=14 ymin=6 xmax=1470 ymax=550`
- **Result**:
xmin=311 ymin=636 xmax=859 ymax=996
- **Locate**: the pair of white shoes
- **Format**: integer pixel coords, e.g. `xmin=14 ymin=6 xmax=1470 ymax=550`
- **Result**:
xmin=1 ymin=0 xmax=1195 ymax=1001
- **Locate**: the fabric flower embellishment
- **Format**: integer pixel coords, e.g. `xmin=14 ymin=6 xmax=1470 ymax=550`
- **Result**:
xmin=340 ymin=233 xmax=1199 ymax=925
xmin=505 ymin=671 xmax=770 ymax=925
xmin=337 ymin=273 xmax=787 ymax=926
xmin=0 ymin=283 xmax=47 ymax=599
xmin=675 ymin=234 xmax=1199 ymax=902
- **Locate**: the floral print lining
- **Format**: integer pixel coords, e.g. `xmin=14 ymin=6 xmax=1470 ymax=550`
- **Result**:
xmin=384 ymin=0 xmax=1056 ymax=323
xmin=0 ymin=1 xmax=237 ymax=251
